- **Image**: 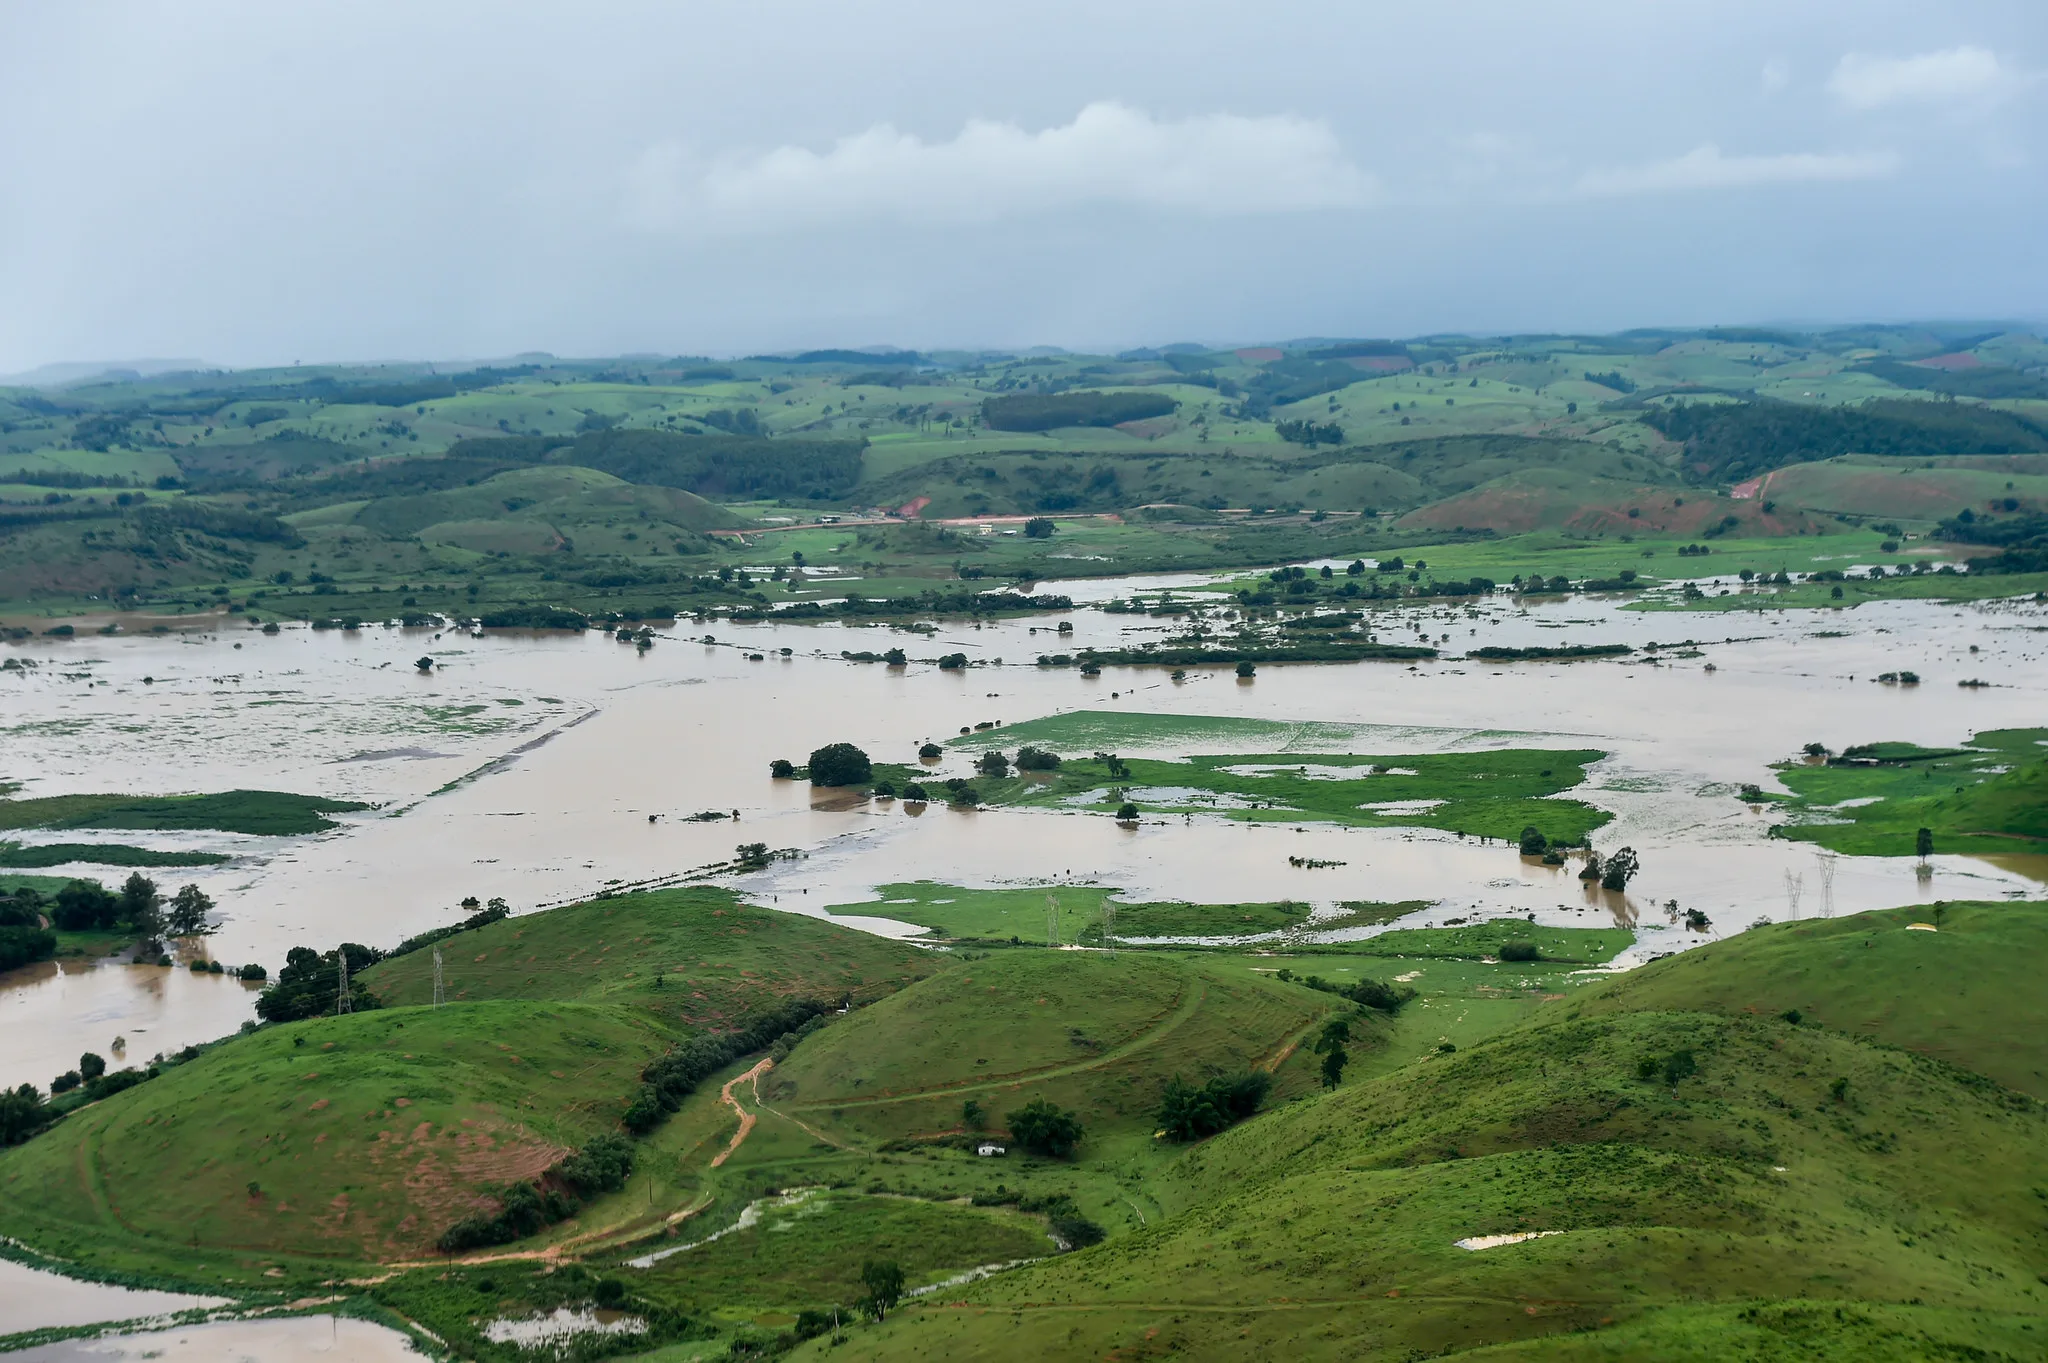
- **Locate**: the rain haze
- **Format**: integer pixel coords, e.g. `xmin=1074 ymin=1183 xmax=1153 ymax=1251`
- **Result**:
xmin=2 ymin=0 xmax=2043 ymax=371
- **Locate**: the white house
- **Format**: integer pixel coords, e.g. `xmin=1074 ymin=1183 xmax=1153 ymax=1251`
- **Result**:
xmin=976 ymin=1141 xmax=1006 ymax=1157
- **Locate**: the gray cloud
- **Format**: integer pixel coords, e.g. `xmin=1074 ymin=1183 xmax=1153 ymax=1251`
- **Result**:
xmin=1 ymin=1 xmax=2042 ymax=369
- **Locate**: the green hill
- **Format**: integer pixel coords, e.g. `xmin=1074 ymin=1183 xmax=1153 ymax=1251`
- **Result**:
xmin=0 ymin=999 xmax=672 ymax=1270
xmin=0 ymin=889 xmax=938 ymax=1279
xmin=362 ymin=887 xmax=937 ymax=1022
xmin=798 ymin=915 xmax=2048 ymax=1360
xmin=1575 ymin=901 xmax=2048 ymax=1099
xmin=764 ymin=951 xmax=1337 ymax=1150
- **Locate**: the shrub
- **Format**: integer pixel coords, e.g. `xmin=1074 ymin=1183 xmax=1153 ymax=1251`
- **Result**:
xmin=1023 ymin=517 xmax=1055 ymax=538
xmin=918 ymin=743 xmax=942 ymax=759
xmin=901 ymin=783 xmax=929 ymax=801
xmin=975 ymin=750 xmax=1011 ymax=779
xmin=1498 ymin=940 xmax=1540 ymax=962
xmin=769 ymin=758 xmax=795 ymax=779
xmin=1014 ymin=746 xmax=1061 ymax=771
xmin=1517 ymin=825 xmax=1546 ymax=856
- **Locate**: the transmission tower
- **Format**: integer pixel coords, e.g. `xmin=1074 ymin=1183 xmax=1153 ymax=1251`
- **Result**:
xmin=335 ymin=952 xmax=353 ymax=1015
xmin=432 ymin=946 xmax=445 ymax=1007
xmin=1045 ymin=890 xmax=1060 ymax=948
xmin=1782 ymin=869 xmax=1804 ymax=920
xmin=1100 ymin=899 xmax=1117 ymax=956
xmin=1814 ymin=850 xmax=1838 ymax=918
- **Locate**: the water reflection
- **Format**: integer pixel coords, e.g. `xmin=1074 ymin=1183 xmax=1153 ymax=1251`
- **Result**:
xmin=4 ymin=1315 xmax=420 ymax=1361
xmin=0 ymin=1259 xmax=224 ymax=1334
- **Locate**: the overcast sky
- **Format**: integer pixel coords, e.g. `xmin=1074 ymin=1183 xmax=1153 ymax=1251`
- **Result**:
xmin=2 ymin=1 xmax=2042 ymax=371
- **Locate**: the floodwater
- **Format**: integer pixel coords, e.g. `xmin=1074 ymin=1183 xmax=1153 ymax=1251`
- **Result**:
xmin=2 ymin=579 xmax=2044 ymax=1087
xmin=3 ymin=1315 xmax=420 ymax=1361
xmin=0 ymin=1259 xmax=225 ymax=1334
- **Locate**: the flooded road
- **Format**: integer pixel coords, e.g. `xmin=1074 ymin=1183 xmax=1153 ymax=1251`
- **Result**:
xmin=2 ymin=582 xmax=2043 ymax=1085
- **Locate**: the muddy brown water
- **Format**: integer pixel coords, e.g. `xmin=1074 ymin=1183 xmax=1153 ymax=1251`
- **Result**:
xmin=1 ymin=583 xmax=2043 ymax=1092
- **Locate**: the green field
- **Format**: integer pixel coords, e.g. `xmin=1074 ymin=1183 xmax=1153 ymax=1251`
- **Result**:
xmin=0 ymin=790 xmax=369 ymax=836
xmin=924 ymin=739 xmax=1610 ymax=844
xmin=1760 ymin=727 xmax=2048 ymax=855
xmin=0 ymin=841 xmax=229 ymax=868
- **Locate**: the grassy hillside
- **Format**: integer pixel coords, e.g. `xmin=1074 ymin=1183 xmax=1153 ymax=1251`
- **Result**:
xmin=0 ymin=888 xmax=939 ymax=1282
xmin=0 ymin=999 xmax=674 ymax=1270
xmin=1575 ymin=901 xmax=2048 ymax=1098
xmin=1398 ymin=466 xmax=1821 ymax=537
xmin=363 ymin=887 xmax=939 ymax=1020
xmin=808 ymin=997 xmax=2048 ymax=1360
xmin=765 ymin=951 xmax=1336 ymax=1150
xmin=9 ymin=327 xmax=2044 ymax=623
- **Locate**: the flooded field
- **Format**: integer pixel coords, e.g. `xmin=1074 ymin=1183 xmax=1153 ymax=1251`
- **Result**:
xmin=3 ymin=580 xmax=2044 ymax=1088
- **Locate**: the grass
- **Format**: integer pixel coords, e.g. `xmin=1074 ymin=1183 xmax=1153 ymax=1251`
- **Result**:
xmin=953 ymin=746 xmax=1610 ymax=843
xmin=0 ymin=888 xmax=940 ymax=1285
xmin=0 ymin=790 xmax=370 ymax=836
xmin=363 ymin=886 xmax=940 ymax=1020
xmin=629 ymin=1190 xmax=1051 ymax=1322
xmin=764 ymin=950 xmax=1336 ymax=1153
xmin=0 ymin=999 xmax=678 ymax=1273
xmin=1576 ymin=900 xmax=2048 ymax=1099
xmin=807 ymin=993 xmax=2048 ymax=1360
xmin=1762 ymin=727 xmax=2048 ymax=855
xmin=0 ymin=841 xmax=230 ymax=868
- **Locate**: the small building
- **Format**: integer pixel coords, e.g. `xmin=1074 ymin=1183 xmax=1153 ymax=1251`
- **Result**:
xmin=975 ymin=1141 xmax=1006 ymax=1157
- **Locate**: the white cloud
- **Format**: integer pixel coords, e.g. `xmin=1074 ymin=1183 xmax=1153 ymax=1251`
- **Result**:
xmin=1760 ymin=58 xmax=1791 ymax=95
xmin=623 ymin=101 xmax=1372 ymax=233
xmin=1828 ymin=46 xmax=2007 ymax=109
xmin=1574 ymin=143 xmax=1899 ymax=197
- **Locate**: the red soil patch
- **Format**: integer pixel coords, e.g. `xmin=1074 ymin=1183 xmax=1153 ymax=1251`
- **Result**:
xmin=1235 ymin=347 xmax=1283 ymax=363
xmin=1912 ymin=352 xmax=1985 ymax=371
xmin=1345 ymin=355 xmax=1413 ymax=373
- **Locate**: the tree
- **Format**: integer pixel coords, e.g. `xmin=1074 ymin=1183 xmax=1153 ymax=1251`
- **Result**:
xmin=414 ymin=656 xmax=434 ymax=672
xmin=918 ymin=742 xmax=942 ymax=759
xmin=882 ymin=647 xmax=906 ymax=666
xmin=119 ymin=873 xmax=162 ymax=937
xmin=807 ymin=742 xmax=872 ymax=787
xmin=1006 ymin=1098 xmax=1083 ymax=1157
xmin=78 ymin=1052 xmax=106 ymax=1081
xmin=962 ymin=1098 xmax=984 ymax=1129
xmin=1014 ymin=746 xmax=1061 ymax=771
xmin=768 ymin=758 xmax=795 ymax=778
xmin=1916 ymin=827 xmax=1934 ymax=863
xmin=1157 ymin=1076 xmax=1224 ymax=1141
xmin=1313 ymin=1017 xmax=1351 ymax=1053
xmin=859 ymin=1260 xmax=906 ymax=1320
xmin=1518 ymin=825 xmax=1546 ymax=857
xmin=976 ymin=750 xmax=1011 ymax=779
xmin=1601 ymin=847 xmax=1640 ymax=892
xmin=52 ymin=879 xmax=119 ymax=932
xmin=1320 ymin=1043 xmax=1348 ymax=1090
xmin=1116 ymin=802 xmax=1139 ymax=821
xmin=1235 ymin=660 xmax=1256 ymax=678
xmin=1023 ymin=517 xmax=1055 ymax=538
xmin=165 ymin=885 xmax=214 ymax=937
xmin=255 ymin=942 xmax=384 ymax=1022
xmin=901 ymin=782 xmax=929 ymax=801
